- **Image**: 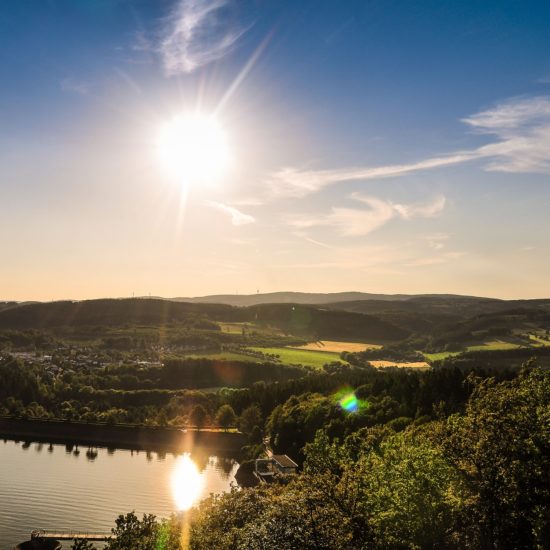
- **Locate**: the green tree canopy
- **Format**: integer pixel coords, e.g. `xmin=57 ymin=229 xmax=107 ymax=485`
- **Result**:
xmin=215 ymin=404 xmax=236 ymax=429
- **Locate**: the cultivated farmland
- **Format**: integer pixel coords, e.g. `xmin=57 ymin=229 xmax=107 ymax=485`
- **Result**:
xmin=289 ymin=340 xmax=382 ymax=353
xmin=247 ymin=346 xmax=344 ymax=369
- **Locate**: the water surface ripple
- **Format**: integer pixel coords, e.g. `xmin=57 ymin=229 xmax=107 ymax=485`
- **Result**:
xmin=0 ymin=439 xmax=238 ymax=549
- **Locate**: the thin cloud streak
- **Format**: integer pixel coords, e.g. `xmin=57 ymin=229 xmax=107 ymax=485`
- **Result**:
xmin=291 ymin=231 xmax=335 ymax=249
xmin=266 ymin=95 xmax=550 ymax=198
xmin=208 ymin=201 xmax=255 ymax=225
xmin=160 ymin=0 xmax=248 ymax=75
xmin=267 ymin=153 xmax=477 ymax=199
xmin=287 ymin=194 xmax=446 ymax=237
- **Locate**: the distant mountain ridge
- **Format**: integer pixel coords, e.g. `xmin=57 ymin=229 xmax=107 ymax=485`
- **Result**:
xmin=171 ymin=291 xmax=496 ymax=307
xmin=5 ymin=292 xmax=549 ymax=309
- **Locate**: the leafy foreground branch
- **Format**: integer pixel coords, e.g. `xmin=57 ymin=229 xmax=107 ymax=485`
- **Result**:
xmin=80 ymin=367 xmax=550 ymax=549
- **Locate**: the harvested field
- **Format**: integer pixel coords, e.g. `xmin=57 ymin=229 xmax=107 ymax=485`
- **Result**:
xmin=289 ymin=340 xmax=382 ymax=353
xmin=369 ymin=360 xmax=430 ymax=370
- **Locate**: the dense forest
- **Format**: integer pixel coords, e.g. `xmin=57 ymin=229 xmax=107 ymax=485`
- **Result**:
xmin=1 ymin=296 xmax=549 ymax=548
xmin=61 ymin=365 xmax=550 ymax=549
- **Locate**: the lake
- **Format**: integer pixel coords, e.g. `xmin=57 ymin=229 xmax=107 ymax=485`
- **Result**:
xmin=0 ymin=439 xmax=239 ymax=549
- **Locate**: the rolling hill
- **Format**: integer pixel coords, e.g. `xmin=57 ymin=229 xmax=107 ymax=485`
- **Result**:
xmin=0 ymin=298 xmax=409 ymax=342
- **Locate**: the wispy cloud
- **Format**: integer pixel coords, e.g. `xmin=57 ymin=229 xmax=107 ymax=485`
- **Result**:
xmin=463 ymin=96 xmax=550 ymax=131
xmin=291 ymin=230 xmax=334 ymax=249
xmin=266 ymin=154 xmax=475 ymax=199
xmin=208 ymin=202 xmax=255 ymax=225
xmin=392 ymin=195 xmax=446 ymax=219
xmin=287 ymin=194 xmax=445 ymax=237
xmin=464 ymin=96 xmax=550 ymax=174
xmin=160 ymin=0 xmax=247 ymax=75
xmin=60 ymin=77 xmax=89 ymax=96
xmin=266 ymin=95 xmax=550 ymax=198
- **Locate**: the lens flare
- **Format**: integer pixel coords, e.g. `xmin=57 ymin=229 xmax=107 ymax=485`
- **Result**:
xmin=336 ymin=388 xmax=369 ymax=414
xmin=340 ymin=393 xmax=359 ymax=412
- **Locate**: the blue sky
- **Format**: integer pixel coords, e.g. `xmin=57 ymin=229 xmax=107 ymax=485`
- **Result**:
xmin=1 ymin=0 xmax=550 ymax=300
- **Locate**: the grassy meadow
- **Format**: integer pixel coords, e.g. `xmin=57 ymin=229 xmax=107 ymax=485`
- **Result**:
xmin=465 ymin=340 xmax=522 ymax=352
xmin=247 ymin=346 xmax=344 ymax=369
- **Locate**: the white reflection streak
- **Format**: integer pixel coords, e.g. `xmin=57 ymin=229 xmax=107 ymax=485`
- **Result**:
xmin=171 ymin=454 xmax=204 ymax=511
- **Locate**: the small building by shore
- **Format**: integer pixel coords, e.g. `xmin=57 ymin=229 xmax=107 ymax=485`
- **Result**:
xmin=254 ymin=454 xmax=298 ymax=482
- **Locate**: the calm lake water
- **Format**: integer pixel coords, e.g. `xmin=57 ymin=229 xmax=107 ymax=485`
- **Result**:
xmin=0 ymin=439 xmax=239 ymax=550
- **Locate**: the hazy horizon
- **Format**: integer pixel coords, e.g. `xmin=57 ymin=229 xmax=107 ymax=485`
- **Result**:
xmin=3 ymin=288 xmax=550 ymax=303
xmin=2 ymin=1 xmax=550 ymax=301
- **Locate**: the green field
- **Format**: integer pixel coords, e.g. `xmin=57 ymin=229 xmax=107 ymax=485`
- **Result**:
xmin=425 ymin=339 xmax=527 ymax=361
xmin=466 ymin=340 xmax=522 ymax=352
xmin=248 ymin=346 xmax=344 ymax=369
xmin=423 ymin=351 xmax=462 ymax=362
xmin=528 ymin=334 xmax=550 ymax=346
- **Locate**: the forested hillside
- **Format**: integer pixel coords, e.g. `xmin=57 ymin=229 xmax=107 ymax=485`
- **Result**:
xmin=0 ymin=299 xmax=408 ymax=342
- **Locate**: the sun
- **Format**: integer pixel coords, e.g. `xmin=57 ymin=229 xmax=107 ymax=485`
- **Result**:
xmin=157 ymin=112 xmax=230 ymax=185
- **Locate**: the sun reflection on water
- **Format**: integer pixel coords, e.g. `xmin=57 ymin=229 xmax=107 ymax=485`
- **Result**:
xmin=171 ymin=454 xmax=204 ymax=511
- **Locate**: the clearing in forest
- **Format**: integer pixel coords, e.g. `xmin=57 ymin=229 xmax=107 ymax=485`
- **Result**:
xmin=247 ymin=346 xmax=344 ymax=369
xmin=423 ymin=351 xmax=462 ymax=362
xmin=466 ymin=340 xmax=522 ymax=352
xmin=289 ymin=340 xmax=382 ymax=353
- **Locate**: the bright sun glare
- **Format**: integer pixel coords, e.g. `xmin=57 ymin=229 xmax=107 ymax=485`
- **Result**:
xmin=171 ymin=454 xmax=204 ymax=511
xmin=157 ymin=113 xmax=230 ymax=185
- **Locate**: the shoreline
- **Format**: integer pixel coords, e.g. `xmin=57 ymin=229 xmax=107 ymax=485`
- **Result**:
xmin=0 ymin=417 xmax=246 ymax=455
